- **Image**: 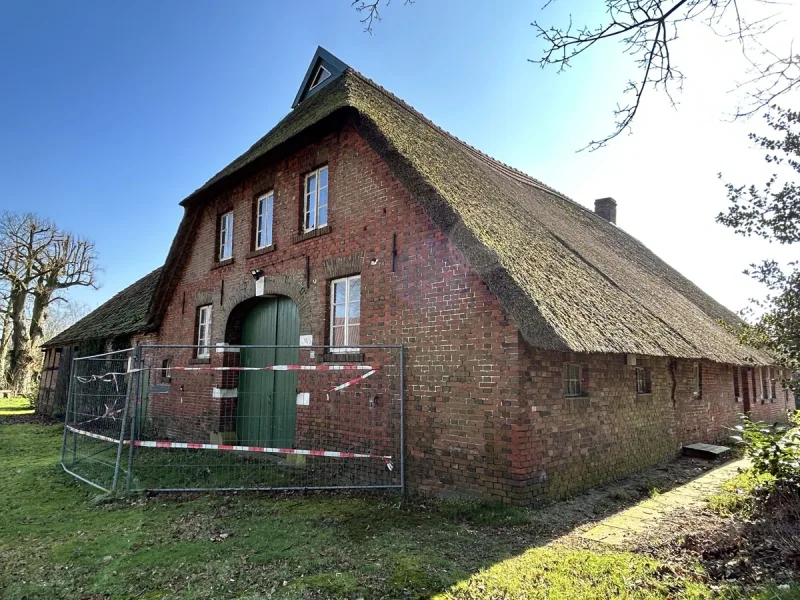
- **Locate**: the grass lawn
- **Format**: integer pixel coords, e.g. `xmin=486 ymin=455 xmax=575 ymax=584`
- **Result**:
xmin=2 ymin=422 xmax=800 ymax=599
xmin=0 ymin=396 xmax=34 ymax=416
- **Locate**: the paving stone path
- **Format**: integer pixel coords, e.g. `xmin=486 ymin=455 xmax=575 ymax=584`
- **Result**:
xmin=581 ymin=457 xmax=749 ymax=546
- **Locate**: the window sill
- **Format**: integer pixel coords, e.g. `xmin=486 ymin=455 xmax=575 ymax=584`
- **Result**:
xmin=212 ymin=258 xmax=234 ymax=270
xmin=247 ymin=245 xmax=276 ymax=259
xmin=292 ymin=225 xmax=331 ymax=244
xmin=190 ymin=357 xmax=211 ymax=365
xmin=564 ymin=394 xmax=589 ymax=400
xmin=636 ymin=392 xmax=652 ymax=398
xmin=323 ymin=352 xmax=365 ymax=363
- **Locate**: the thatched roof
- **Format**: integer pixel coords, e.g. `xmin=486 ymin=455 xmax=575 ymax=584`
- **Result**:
xmin=154 ymin=59 xmax=770 ymax=366
xmin=44 ymin=267 xmax=162 ymax=348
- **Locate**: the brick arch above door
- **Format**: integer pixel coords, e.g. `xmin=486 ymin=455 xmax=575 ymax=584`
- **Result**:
xmin=217 ymin=273 xmax=318 ymax=344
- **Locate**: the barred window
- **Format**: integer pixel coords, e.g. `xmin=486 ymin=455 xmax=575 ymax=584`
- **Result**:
xmin=564 ymin=363 xmax=583 ymax=397
xmin=635 ymin=367 xmax=651 ymax=394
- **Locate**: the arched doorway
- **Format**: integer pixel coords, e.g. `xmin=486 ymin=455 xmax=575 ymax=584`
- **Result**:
xmin=235 ymin=296 xmax=300 ymax=448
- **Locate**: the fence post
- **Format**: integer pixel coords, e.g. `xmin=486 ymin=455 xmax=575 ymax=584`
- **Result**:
xmin=399 ymin=344 xmax=405 ymax=494
xmin=60 ymin=355 xmax=78 ymax=468
xmin=111 ymin=347 xmax=137 ymax=494
xmin=126 ymin=344 xmax=143 ymax=492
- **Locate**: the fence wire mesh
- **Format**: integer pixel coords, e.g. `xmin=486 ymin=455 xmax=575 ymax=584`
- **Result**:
xmin=61 ymin=348 xmax=136 ymax=493
xmin=61 ymin=344 xmax=404 ymax=493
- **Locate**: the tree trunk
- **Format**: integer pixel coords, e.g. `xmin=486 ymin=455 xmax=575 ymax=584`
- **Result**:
xmin=0 ymin=300 xmax=12 ymax=387
xmin=8 ymin=281 xmax=32 ymax=394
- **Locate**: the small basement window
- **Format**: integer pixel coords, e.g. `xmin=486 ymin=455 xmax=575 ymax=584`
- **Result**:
xmin=563 ymin=363 xmax=583 ymax=397
xmin=219 ymin=211 xmax=234 ymax=261
xmin=161 ymin=359 xmax=171 ymax=383
xmin=635 ymin=367 xmax=652 ymax=394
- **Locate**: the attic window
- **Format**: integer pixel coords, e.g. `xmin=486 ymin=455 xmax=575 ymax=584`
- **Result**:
xmin=310 ymin=65 xmax=331 ymax=90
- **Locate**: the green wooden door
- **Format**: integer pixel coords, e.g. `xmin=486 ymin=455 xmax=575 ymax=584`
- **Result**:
xmin=237 ymin=297 xmax=300 ymax=448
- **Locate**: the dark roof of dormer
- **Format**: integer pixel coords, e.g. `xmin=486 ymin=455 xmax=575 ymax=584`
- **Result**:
xmin=291 ymin=46 xmax=348 ymax=109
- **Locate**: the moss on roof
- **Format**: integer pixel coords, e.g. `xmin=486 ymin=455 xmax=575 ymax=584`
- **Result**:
xmin=44 ymin=267 xmax=162 ymax=348
xmin=170 ymin=68 xmax=769 ymax=365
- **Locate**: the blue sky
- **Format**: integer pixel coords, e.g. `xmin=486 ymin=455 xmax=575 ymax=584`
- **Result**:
xmin=1 ymin=0 xmax=797 ymax=313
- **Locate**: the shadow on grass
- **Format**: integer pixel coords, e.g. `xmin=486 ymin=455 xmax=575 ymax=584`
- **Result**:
xmin=5 ymin=423 xmax=794 ymax=599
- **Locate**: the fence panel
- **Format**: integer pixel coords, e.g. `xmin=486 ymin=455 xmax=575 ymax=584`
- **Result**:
xmin=61 ymin=344 xmax=404 ymax=494
xmin=60 ymin=348 xmax=137 ymax=492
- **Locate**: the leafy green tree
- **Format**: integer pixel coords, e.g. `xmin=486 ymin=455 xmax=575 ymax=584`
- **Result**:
xmin=717 ymin=106 xmax=800 ymax=384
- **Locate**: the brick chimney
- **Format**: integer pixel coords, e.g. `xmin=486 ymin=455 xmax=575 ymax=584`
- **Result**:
xmin=594 ymin=197 xmax=617 ymax=225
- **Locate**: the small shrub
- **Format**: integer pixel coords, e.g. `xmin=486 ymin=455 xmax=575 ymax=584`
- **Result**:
xmin=729 ymin=411 xmax=800 ymax=485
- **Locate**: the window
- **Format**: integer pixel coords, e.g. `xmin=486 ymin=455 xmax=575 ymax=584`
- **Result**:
xmin=693 ymin=362 xmax=702 ymax=397
xmin=564 ymin=363 xmax=583 ymax=397
xmin=255 ymin=192 xmax=274 ymax=250
xmin=330 ymin=275 xmax=360 ymax=350
xmin=760 ymin=367 xmax=768 ymax=400
xmin=161 ymin=359 xmax=171 ymax=383
xmin=310 ymin=65 xmax=331 ymax=89
xmin=304 ymin=166 xmax=328 ymax=232
xmin=219 ymin=211 xmax=233 ymax=261
xmin=635 ymin=367 xmax=651 ymax=394
xmin=770 ymin=367 xmax=777 ymax=400
xmin=733 ymin=367 xmax=741 ymax=401
xmin=196 ymin=305 xmax=212 ymax=358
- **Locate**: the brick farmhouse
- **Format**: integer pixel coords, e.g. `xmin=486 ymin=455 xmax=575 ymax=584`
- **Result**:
xmin=41 ymin=48 xmax=794 ymax=504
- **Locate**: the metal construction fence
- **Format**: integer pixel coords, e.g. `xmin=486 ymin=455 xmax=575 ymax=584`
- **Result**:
xmin=61 ymin=344 xmax=404 ymax=494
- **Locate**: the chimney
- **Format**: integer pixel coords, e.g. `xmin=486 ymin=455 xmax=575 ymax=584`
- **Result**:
xmin=594 ymin=197 xmax=617 ymax=225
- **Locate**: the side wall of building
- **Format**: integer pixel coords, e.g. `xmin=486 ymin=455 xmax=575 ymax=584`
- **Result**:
xmin=519 ymin=345 xmax=795 ymax=501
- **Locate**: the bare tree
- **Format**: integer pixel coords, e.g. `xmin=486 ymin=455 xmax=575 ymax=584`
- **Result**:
xmin=0 ymin=212 xmax=98 ymax=394
xmin=351 ymin=0 xmax=414 ymax=32
xmin=531 ymin=0 xmax=800 ymax=150
xmin=349 ymin=1 xmax=799 ymax=151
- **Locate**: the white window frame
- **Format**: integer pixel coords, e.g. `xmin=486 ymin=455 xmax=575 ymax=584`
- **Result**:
xmin=564 ymin=363 xmax=583 ymax=397
xmin=219 ymin=211 xmax=233 ymax=261
xmin=330 ymin=275 xmax=360 ymax=352
xmin=197 ymin=305 xmax=212 ymax=358
xmin=304 ymin=166 xmax=328 ymax=233
xmin=310 ymin=65 xmax=331 ymax=89
xmin=255 ymin=192 xmax=274 ymax=250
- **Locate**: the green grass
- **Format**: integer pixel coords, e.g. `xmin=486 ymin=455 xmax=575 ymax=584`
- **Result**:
xmin=2 ymin=424 xmax=800 ymax=599
xmin=0 ymin=396 xmax=34 ymax=416
xmin=708 ymin=469 xmax=776 ymax=517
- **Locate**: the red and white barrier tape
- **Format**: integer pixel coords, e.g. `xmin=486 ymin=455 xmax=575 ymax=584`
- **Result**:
xmin=329 ymin=369 xmax=377 ymax=392
xmin=65 ymin=426 xmax=394 ymax=470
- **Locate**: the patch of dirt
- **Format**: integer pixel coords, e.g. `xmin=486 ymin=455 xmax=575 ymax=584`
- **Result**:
xmin=530 ymin=456 xmax=727 ymax=538
xmin=0 ymin=412 xmax=61 ymax=425
xmin=634 ymin=489 xmax=800 ymax=586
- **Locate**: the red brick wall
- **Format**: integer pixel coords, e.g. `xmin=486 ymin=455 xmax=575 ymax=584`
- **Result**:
xmin=152 ymin=122 xmax=524 ymax=501
xmin=518 ymin=347 xmax=795 ymax=501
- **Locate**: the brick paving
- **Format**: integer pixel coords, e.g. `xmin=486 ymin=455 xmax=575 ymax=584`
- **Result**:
xmin=581 ymin=458 xmax=750 ymax=546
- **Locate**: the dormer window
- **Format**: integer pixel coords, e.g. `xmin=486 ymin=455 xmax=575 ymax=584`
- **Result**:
xmin=310 ymin=65 xmax=331 ymax=89
xmin=304 ymin=166 xmax=328 ymax=232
